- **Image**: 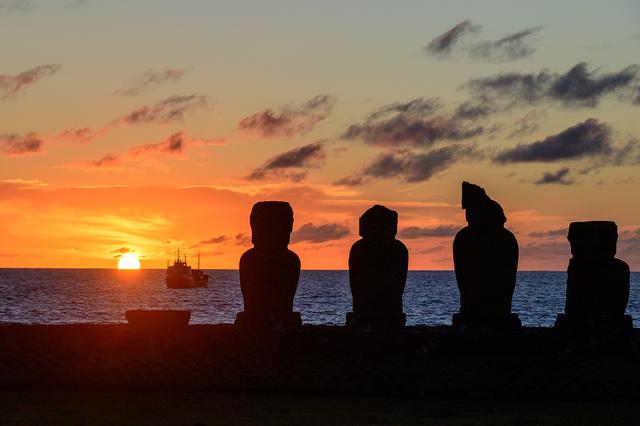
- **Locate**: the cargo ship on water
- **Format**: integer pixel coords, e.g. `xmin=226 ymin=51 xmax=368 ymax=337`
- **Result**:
xmin=166 ymin=249 xmax=209 ymax=289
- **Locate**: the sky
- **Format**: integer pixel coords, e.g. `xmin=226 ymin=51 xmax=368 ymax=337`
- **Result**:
xmin=1 ymin=0 xmax=639 ymax=270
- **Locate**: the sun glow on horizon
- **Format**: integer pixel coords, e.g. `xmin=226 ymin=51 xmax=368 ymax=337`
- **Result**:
xmin=117 ymin=253 xmax=141 ymax=270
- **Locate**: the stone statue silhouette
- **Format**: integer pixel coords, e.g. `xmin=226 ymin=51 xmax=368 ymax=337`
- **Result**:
xmin=235 ymin=201 xmax=302 ymax=328
xmin=452 ymin=181 xmax=520 ymax=328
xmin=347 ymin=205 xmax=408 ymax=328
xmin=556 ymin=221 xmax=632 ymax=329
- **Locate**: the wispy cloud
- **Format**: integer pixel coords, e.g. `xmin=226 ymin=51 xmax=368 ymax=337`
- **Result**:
xmin=337 ymin=144 xmax=477 ymax=185
xmin=468 ymin=27 xmax=543 ymax=61
xmin=0 ymin=64 xmax=61 ymax=97
xmin=247 ymin=140 xmax=326 ymax=182
xmin=119 ymin=94 xmax=208 ymax=125
xmin=0 ymin=133 xmax=43 ymax=157
xmin=128 ymin=131 xmax=224 ymax=159
xmin=115 ymin=68 xmax=189 ymax=96
xmin=291 ymin=222 xmax=350 ymax=244
xmin=342 ymin=97 xmax=484 ymax=148
xmin=535 ymin=168 xmax=574 ymax=185
xmin=398 ymin=225 xmax=459 ymax=239
xmin=0 ymin=0 xmax=32 ymax=14
xmin=238 ymin=94 xmax=334 ymax=138
xmin=467 ymin=63 xmax=640 ymax=108
xmin=425 ymin=20 xmax=480 ymax=57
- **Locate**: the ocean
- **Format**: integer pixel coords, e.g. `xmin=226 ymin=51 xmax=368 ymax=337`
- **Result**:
xmin=1 ymin=269 xmax=638 ymax=327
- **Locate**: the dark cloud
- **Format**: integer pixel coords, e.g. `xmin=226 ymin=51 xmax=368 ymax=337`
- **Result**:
xmin=111 ymin=247 xmax=130 ymax=254
xmin=128 ymin=132 xmax=222 ymax=158
xmin=468 ymin=27 xmax=542 ymax=61
xmin=115 ymin=68 xmax=189 ymax=96
xmin=398 ymin=225 xmax=459 ymax=239
xmin=467 ymin=63 xmax=640 ymax=108
xmin=341 ymin=144 xmax=477 ymax=185
xmin=198 ymin=235 xmax=229 ymax=245
xmin=425 ymin=20 xmax=480 ymax=57
xmin=342 ymin=97 xmax=485 ymax=147
xmin=496 ymin=118 xmax=612 ymax=163
xmin=238 ymin=94 xmax=334 ymax=138
xmin=0 ymin=133 xmax=43 ymax=157
xmin=453 ymin=101 xmax=496 ymax=120
xmin=120 ymin=94 xmax=208 ymax=125
xmin=534 ymin=168 xmax=574 ymax=185
xmin=291 ymin=222 xmax=350 ymax=244
xmin=0 ymin=64 xmax=61 ymax=97
xmin=247 ymin=141 xmax=326 ymax=181
xmin=89 ymin=154 xmax=120 ymax=168
xmin=528 ymin=228 xmax=566 ymax=238
xmin=234 ymin=233 xmax=252 ymax=247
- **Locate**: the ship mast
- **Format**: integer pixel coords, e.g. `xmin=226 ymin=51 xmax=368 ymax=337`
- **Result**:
xmin=198 ymin=250 xmax=201 ymax=270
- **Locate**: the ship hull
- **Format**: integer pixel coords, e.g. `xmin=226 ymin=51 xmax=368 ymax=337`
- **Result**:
xmin=166 ymin=275 xmax=208 ymax=289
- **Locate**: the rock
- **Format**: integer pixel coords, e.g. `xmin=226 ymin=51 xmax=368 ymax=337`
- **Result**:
xmin=347 ymin=205 xmax=408 ymax=328
xmin=237 ymin=201 xmax=302 ymax=329
xmin=557 ymin=221 xmax=632 ymax=330
xmin=453 ymin=182 xmax=520 ymax=328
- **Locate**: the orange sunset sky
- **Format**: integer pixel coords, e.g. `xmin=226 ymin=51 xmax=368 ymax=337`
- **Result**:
xmin=1 ymin=1 xmax=639 ymax=270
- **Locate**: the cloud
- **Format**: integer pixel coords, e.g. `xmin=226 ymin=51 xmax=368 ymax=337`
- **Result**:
xmin=342 ymin=97 xmax=485 ymax=147
xmin=115 ymin=68 xmax=189 ymax=96
xmin=0 ymin=0 xmax=32 ymax=14
xmin=398 ymin=225 xmax=459 ymax=239
xmin=291 ymin=222 xmax=350 ymax=244
xmin=0 ymin=133 xmax=43 ymax=157
xmin=111 ymin=247 xmax=130 ymax=254
xmin=198 ymin=235 xmax=229 ymax=245
xmin=339 ymin=144 xmax=477 ymax=185
xmin=237 ymin=94 xmax=334 ymax=138
xmin=247 ymin=140 xmax=326 ymax=182
xmin=467 ymin=63 xmax=640 ymax=108
xmin=425 ymin=20 xmax=480 ymax=57
xmin=53 ymin=127 xmax=110 ymax=145
xmin=0 ymin=64 xmax=61 ymax=97
xmin=234 ymin=233 xmax=252 ymax=247
xmin=496 ymin=118 xmax=612 ymax=163
xmin=534 ymin=168 xmax=574 ymax=185
xmin=528 ymin=228 xmax=566 ymax=238
xmin=508 ymin=110 xmax=546 ymax=138
xmin=88 ymin=154 xmax=121 ymax=169
xmin=120 ymin=94 xmax=208 ymax=125
xmin=468 ymin=27 xmax=542 ymax=61
xmin=128 ymin=131 xmax=223 ymax=159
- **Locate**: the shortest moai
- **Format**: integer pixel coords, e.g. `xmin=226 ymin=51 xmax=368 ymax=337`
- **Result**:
xmin=236 ymin=201 xmax=302 ymax=329
xmin=555 ymin=221 xmax=632 ymax=330
xmin=347 ymin=205 xmax=408 ymax=328
xmin=452 ymin=181 xmax=521 ymax=328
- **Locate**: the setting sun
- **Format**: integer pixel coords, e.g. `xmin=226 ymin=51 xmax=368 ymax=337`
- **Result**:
xmin=117 ymin=253 xmax=141 ymax=270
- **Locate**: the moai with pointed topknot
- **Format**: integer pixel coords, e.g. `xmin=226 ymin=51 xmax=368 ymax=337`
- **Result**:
xmin=347 ymin=205 xmax=409 ymax=328
xmin=555 ymin=221 xmax=632 ymax=330
xmin=452 ymin=182 xmax=521 ymax=328
xmin=236 ymin=201 xmax=302 ymax=328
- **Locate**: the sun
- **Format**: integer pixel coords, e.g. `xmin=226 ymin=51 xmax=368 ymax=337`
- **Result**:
xmin=117 ymin=253 xmax=141 ymax=270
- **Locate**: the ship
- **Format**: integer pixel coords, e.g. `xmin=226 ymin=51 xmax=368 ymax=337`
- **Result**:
xmin=166 ymin=249 xmax=209 ymax=289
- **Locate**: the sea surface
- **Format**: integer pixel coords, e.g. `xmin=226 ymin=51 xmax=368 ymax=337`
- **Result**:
xmin=0 ymin=269 xmax=638 ymax=327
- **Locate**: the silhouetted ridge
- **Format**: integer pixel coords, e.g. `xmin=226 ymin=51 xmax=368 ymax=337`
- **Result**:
xmin=236 ymin=201 xmax=302 ymax=329
xmin=453 ymin=181 xmax=521 ymax=328
xmin=347 ymin=205 xmax=408 ymax=328
xmin=556 ymin=221 xmax=632 ymax=330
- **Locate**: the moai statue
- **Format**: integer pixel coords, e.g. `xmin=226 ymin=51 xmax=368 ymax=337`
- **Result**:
xmin=452 ymin=181 xmax=521 ymax=328
xmin=347 ymin=205 xmax=409 ymax=328
xmin=236 ymin=201 xmax=302 ymax=328
xmin=555 ymin=221 xmax=632 ymax=330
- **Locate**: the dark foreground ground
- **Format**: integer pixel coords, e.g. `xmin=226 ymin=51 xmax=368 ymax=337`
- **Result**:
xmin=1 ymin=324 xmax=639 ymax=424
xmin=1 ymin=391 xmax=640 ymax=425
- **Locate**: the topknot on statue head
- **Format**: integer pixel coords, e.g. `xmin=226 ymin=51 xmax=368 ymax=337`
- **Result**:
xmin=359 ymin=205 xmax=398 ymax=241
xmin=461 ymin=181 xmax=506 ymax=228
xmin=568 ymin=221 xmax=617 ymax=260
xmin=250 ymin=201 xmax=294 ymax=250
